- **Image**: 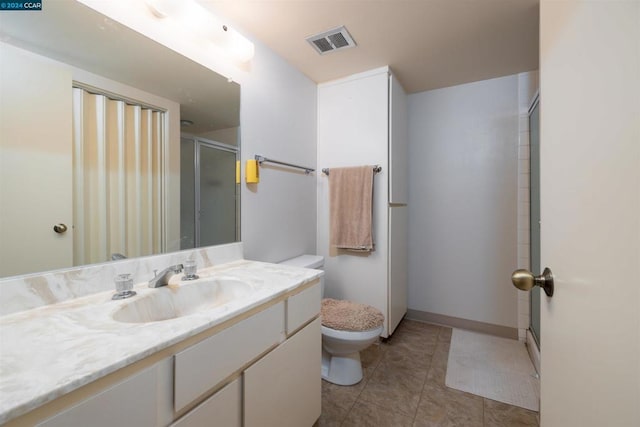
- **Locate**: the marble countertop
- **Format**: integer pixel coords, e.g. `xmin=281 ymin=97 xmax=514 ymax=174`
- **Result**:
xmin=0 ymin=259 xmax=322 ymax=424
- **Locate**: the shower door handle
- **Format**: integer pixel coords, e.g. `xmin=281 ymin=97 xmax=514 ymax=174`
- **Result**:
xmin=511 ymin=268 xmax=554 ymax=297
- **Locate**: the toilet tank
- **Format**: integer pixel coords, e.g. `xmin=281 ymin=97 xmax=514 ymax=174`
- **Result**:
xmin=279 ymin=255 xmax=325 ymax=295
xmin=278 ymin=255 xmax=324 ymax=270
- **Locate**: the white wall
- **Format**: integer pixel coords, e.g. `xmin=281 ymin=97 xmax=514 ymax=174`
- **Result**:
xmin=407 ymin=74 xmax=520 ymax=328
xmin=239 ymin=37 xmax=317 ymax=262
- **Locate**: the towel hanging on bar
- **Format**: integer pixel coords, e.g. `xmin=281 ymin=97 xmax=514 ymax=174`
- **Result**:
xmin=328 ymin=165 xmax=375 ymax=252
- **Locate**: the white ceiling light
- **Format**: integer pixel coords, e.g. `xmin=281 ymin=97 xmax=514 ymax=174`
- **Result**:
xmin=145 ymin=0 xmax=254 ymax=63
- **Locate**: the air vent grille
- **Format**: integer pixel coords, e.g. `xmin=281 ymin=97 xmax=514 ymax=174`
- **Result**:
xmin=328 ymin=32 xmax=349 ymax=49
xmin=306 ymin=26 xmax=356 ymax=55
xmin=312 ymin=38 xmax=333 ymax=53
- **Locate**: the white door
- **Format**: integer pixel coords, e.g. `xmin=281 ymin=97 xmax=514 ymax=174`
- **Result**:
xmin=0 ymin=43 xmax=73 ymax=277
xmin=539 ymin=1 xmax=639 ymax=426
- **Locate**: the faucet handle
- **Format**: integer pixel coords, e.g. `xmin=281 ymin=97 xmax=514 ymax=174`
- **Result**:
xmin=112 ymin=273 xmax=136 ymax=300
xmin=182 ymin=260 xmax=198 ymax=281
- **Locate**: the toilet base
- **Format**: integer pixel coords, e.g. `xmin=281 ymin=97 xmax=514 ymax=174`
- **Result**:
xmin=321 ymin=348 xmax=363 ymax=386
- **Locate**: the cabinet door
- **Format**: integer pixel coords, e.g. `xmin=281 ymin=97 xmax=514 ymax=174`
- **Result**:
xmin=389 ymin=73 xmax=409 ymax=204
xmin=388 ymin=205 xmax=408 ymax=335
xmin=244 ymin=318 xmax=321 ymax=427
xmin=171 ymin=378 xmax=241 ymax=427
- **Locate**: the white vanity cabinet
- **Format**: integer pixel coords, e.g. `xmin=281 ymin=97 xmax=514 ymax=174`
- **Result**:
xmin=20 ymin=280 xmax=322 ymax=427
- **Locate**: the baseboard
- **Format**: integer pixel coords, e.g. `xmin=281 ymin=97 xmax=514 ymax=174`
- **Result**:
xmin=405 ymin=309 xmax=519 ymax=340
xmin=526 ymin=329 xmax=541 ymax=375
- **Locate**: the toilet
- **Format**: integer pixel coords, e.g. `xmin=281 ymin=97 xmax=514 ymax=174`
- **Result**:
xmin=279 ymin=255 xmax=384 ymax=386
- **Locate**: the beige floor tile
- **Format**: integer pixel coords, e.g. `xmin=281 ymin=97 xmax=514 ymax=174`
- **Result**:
xmin=322 ymin=378 xmax=366 ymax=411
xmin=437 ymin=327 xmax=452 ymax=343
xmin=425 ymin=362 xmax=447 ymax=387
xmin=414 ymin=383 xmax=483 ymax=427
xmin=483 ymin=398 xmax=539 ymax=427
xmin=387 ymin=332 xmax=439 ymax=356
xmin=394 ymin=323 xmax=441 ymax=344
xmin=360 ymin=340 xmax=385 ymax=379
xmin=425 ymin=342 xmax=450 ymax=386
xmin=342 ymin=400 xmax=414 ymax=427
xmin=358 ymin=362 xmax=425 ymax=417
xmin=315 ymin=398 xmax=350 ymax=427
xmin=380 ymin=345 xmax=432 ymax=380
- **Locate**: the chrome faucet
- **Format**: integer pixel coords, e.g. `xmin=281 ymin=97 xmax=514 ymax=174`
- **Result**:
xmin=148 ymin=264 xmax=183 ymax=288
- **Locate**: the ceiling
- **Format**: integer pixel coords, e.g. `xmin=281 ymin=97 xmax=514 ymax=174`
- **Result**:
xmin=203 ymin=0 xmax=539 ymax=93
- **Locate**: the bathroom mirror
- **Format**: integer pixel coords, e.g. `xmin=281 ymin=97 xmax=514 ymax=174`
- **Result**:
xmin=0 ymin=1 xmax=240 ymax=278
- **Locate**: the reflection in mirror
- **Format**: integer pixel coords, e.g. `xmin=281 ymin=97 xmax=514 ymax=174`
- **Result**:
xmin=180 ymin=137 xmax=239 ymax=249
xmin=0 ymin=1 xmax=240 ymax=278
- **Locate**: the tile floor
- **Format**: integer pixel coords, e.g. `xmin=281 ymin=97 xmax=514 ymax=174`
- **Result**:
xmin=315 ymin=319 xmax=539 ymax=427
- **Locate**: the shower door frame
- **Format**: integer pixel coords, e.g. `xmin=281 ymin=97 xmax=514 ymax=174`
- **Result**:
xmin=182 ymin=135 xmax=240 ymax=248
xmin=528 ymin=92 xmax=541 ymax=348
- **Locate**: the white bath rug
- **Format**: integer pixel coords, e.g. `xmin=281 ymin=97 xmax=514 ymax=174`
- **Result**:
xmin=445 ymin=329 xmax=540 ymax=411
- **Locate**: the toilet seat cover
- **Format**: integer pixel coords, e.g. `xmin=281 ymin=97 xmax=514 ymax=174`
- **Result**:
xmin=321 ymin=298 xmax=384 ymax=332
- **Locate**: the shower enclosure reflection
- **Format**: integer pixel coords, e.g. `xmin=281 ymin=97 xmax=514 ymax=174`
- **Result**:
xmin=180 ymin=137 xmax=240 ymax=249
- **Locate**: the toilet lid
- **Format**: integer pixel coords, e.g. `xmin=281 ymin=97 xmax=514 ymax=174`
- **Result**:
xmin=321 ymin=298 xmax=384 ymax=332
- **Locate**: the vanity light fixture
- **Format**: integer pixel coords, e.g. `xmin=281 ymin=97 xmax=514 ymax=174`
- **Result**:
xmin=145 ymin=0 xmax=255 ymax=63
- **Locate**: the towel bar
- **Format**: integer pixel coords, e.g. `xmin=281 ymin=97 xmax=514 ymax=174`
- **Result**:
xmin=321 ymin=165 xmax=382 ymax=175
xmin=254 ymin=155 xmax=315 ymax=174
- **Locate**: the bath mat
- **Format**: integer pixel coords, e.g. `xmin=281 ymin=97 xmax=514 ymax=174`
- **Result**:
xmin=445 ymin=329 xmax=540 ymax=411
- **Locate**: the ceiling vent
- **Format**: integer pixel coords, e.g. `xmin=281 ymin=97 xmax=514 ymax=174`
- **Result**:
xmin=306 ymin=26 xmax=357 ymax=55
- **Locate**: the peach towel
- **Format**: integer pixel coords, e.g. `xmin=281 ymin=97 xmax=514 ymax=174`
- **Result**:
xmin=328 ymin=165 xmax=374 ymax=251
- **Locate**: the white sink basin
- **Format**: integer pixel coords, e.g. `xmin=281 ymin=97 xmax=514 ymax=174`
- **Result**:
xmin=112 ymin=278 xmax=253 ymax=323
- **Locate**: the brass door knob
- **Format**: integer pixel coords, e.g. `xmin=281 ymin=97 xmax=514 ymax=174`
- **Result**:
xmin=511 ymin=267 xmax=554 ymax=297
xmin=53 ymin=223 xmax=68 ymax=234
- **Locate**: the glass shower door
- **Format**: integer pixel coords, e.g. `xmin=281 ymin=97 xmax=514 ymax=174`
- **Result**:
xmin=198 ymin=143 xmax=237 ymax=246
xmin=180 ymin=137 xmax=239 ymax=249
xmin=529 ymin=96 xmax=541 ymax=347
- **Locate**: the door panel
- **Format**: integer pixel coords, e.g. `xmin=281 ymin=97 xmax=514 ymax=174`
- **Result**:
xmin=388 ymin=205 xmax=408 ymax=335
xmin=540 ymin=1 xmax=639 ymax=425
xmin=0 ymin=43 xmax=73 ymax=277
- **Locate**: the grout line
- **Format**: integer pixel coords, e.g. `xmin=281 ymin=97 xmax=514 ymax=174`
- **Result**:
xmin=338 ymin=345 xmax=382 ymax=426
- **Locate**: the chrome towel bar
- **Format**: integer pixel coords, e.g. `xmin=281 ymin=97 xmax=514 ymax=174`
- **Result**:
xmin=254 ymin=155 xmax=315 ymax=174
xmin=321 ymin=165 xmax=382 ymax=175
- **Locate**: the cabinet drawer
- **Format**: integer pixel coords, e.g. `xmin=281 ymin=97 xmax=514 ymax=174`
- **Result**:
xmin=174 ymin=302 xmax=284 ymax=412
xmin=286 ymin=282 xmax=321 ymax=335
xmin=244 ymin=317 xmax=321 ymax=427
xmin=38 ymin=364 xmax=158 ymax=427
xmin=171 ymin=378 xmax=241 ymax=427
